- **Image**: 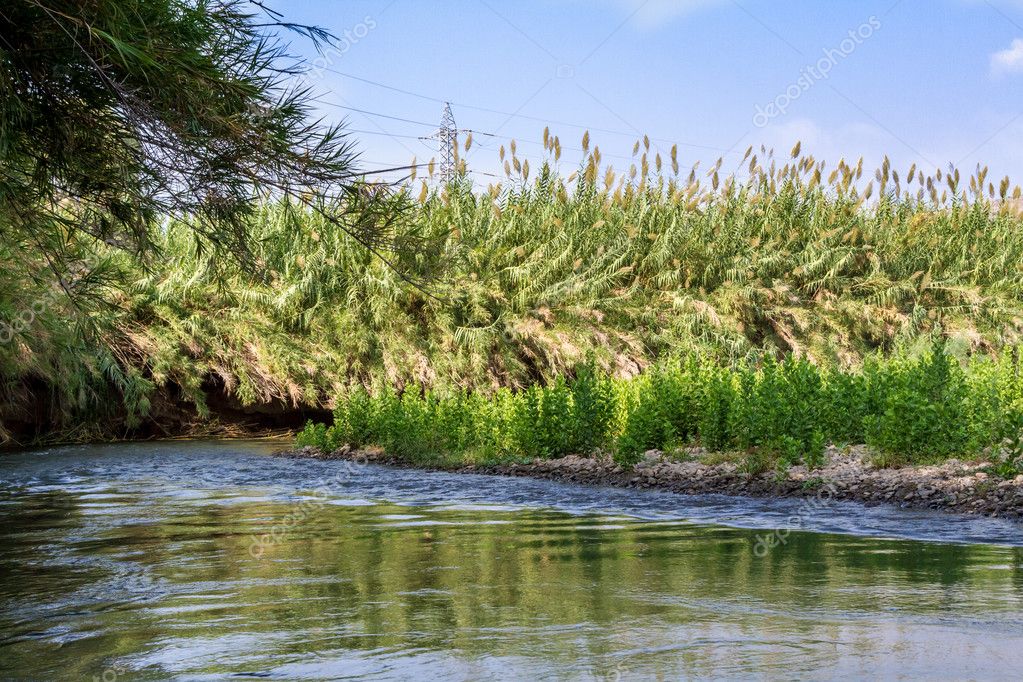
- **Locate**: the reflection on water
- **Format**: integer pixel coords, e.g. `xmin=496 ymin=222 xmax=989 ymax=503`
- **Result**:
xmin=0 ymin=441 xmax=1021 ymax=680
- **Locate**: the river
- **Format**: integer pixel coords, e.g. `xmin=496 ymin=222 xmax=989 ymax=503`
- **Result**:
xmin=0 ymin=440 xmax=1021 ymax=679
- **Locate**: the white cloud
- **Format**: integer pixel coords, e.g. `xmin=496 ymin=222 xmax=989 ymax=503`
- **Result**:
xmin=991 ymin=38 xmax=1023 ymax=76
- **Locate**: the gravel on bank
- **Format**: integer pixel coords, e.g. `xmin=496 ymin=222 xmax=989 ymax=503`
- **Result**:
xmin=274 ymin=445 xmax=1023 ymax=520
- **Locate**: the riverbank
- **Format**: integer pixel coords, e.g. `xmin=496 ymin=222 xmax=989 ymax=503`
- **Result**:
xmin=0 ymin=380 xmax=328 ymax=448
xmin=276 ymin=444 xmax=1023 ymax=519
xmin=9 ymin=157 xmax=1023 ymax=449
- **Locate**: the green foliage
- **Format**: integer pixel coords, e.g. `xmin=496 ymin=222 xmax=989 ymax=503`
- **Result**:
xmin=695 ymin=364 xmax=737 ymax=452
xmin=296 ymin=421 xmax=331 ymax=450
xmin=864 ymin=341 xmax=971 ymax=461
xmin=821 ymin=370 xmax=870 ymax=445
xmin=295 ymin=346 xmax=1023 ymax=471
xmin=568 ymin=362 xmax=616 ymax=454
xmin=0 ymin=0 xmax=400 ymax=443
xmin=986 ymin=439 xmax=1023 ymax=479
xmin=9 ymin=137 xmax=1023 ymax=443
xmin=331 ymin=387 xmax=375 ymax=449
xmin=615 ymin=378 xmax=664 ymax=466
xmin=530 ymin=377 xmax=575 ymax=459
xmin=738 ymin=449 xmax=775 ymax=477
xmin=1 ymin=0 xmax=384 ymax=269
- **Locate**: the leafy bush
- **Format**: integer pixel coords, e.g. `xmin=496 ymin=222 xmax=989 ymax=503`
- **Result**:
xmin=296 ymin=420 xmax=331 ymax=450
xmin=864 ymin=341 xmax=970 ymax=462
xmin=822 ymin=370 xmax=870 ymax=445
xmin=696 ymin=364 xmax=737 ymax=452
xmin=295 ymin=345 xmax=1023 ymax=471
xmin=986 ymin=435 xmax=1023 ymax=479
xmin=615 ymin=377 xmax=664 ymax=466
xmin=331 ymin=387 xmax=375 ymax=449
xmin=568 ymin=362 xmax=617 ymax=454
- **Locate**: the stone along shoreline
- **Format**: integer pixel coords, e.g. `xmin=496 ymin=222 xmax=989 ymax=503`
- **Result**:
xmin=276 ymin=445 xmax=1023 ymax=520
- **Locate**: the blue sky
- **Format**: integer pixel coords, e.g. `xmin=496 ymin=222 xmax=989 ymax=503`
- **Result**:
xmin=278 ymin=0 xmax=1023 ymax=186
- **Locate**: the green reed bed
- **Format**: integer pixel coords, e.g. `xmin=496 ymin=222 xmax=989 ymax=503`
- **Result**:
xmin=7 ymin=136 xmax=1023 ymax=442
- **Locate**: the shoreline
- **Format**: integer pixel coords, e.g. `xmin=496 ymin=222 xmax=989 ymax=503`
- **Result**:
xmin=275 ymin=445 xmax=1023 ymax=520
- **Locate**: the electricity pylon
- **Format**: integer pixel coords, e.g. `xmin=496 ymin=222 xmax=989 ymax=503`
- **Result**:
xmin=420 ymin=102 xmax=459 ymax=183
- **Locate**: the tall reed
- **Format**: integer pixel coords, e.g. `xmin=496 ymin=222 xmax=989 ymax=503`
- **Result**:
xmin=5 ymin=134 xmax=1023 ymax=441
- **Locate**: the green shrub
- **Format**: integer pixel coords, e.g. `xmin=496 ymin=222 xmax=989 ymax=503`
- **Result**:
xmin=295 ymin=420 xmax=330 ymax=450
xmin=984 ymin=430 xmax=1023 ymax=479
xmin=294 ymin=344 xmax=1023 ymax=472
xmin=615 ymin=377 xmax=663 ymax=466
xmin=864 ymin=341 xmax=973 ymax=462
xmin=568 ymin=362 xmax=617 ymax=454
xmin=738 ymin=448 xmax=774 ymax=477
xmin=728 ymin=356 xmax=825 ymax=468
xmin=696 ymin=364 xmax=737 ymax=451
xmin=332 ymin=387 xmax=375 ymax=449
xmin=822 ymin=369 xmax=870 ymax=445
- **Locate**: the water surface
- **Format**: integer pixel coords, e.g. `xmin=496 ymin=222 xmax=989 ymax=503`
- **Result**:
xmin=0 ymin=440 xmax=1021 ymax=680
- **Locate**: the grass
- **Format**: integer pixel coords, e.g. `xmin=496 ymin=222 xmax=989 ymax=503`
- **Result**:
xmin=295 ymin=341 xmax=1023 ymax=476
xmin=5 ymin=135 xmax=1023 ymax=445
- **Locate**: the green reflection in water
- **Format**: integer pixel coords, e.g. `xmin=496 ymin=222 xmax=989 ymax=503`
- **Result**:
xmin=0 ymin=488 xmax=1022 ymax=680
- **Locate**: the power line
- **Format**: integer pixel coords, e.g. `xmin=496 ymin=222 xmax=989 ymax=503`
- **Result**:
xmin=356 ymin=158 xmax=501 ymax=180
xmin=319 ymin=100 xmax=494 ymax=139
xmin=318 ymin=101 xmax=437 ymax=127
xmin=360 ymin=159 xmax=430 ymax=167
xmin=356 ymin=164 xmax=422 ymax=177
xmin=331 ymin=104 xmax=695 ymax=169
xmin=323 ymin=67 xmax=741 ymax=156
xmin=356 ymin=167 xmax=503 ymax=183
xmin=323 ymin=68 xmax=450 ymax=105
xmin=345 ymin=128 xmax=428 ymax=140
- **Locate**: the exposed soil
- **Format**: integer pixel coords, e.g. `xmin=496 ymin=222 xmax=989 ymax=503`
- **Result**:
xmin=0 ymin=381 xmax=329 ymax=449
xmin=276 ymin=445 xmax=1023 ymax=520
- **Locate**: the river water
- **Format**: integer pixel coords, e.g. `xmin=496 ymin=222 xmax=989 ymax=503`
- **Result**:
xmin=0 ymin=440 xmax=1021 ymax=680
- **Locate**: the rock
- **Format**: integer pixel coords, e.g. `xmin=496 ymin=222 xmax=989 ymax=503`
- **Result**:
xmin=275 ymin=440 xmax=1023 ymax=520
xmin=641 ymin=449 xmax=663 ymax=466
